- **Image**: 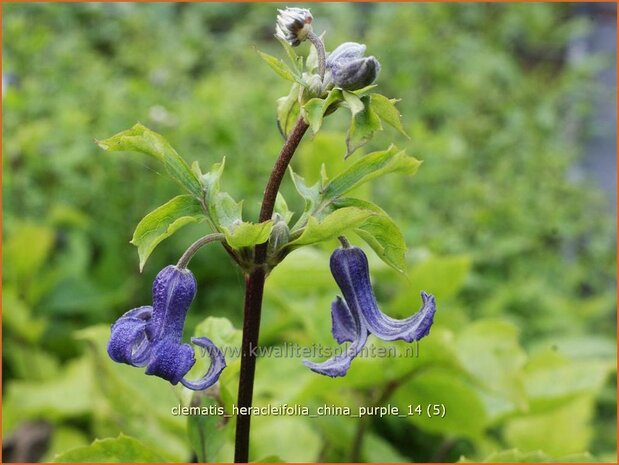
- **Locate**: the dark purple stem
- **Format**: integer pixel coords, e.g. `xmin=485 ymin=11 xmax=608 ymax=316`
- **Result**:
xmin=234 ymin=117 xmax=309 ymax=463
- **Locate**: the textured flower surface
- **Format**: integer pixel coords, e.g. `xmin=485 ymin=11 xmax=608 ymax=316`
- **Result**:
xmin=275 ymin=7 xmax=313 ymax=47
xmin=304 ymin=246 xmax=436 ymax=377
xmin=325 ymin=42 xmax=381 ymax=91
xmin=107 ymin=265 xmax=226 ymax=390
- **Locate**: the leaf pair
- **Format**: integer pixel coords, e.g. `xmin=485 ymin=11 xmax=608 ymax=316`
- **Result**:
xmin=284 ymin=145 xmax=421 ymax=273
xmin=302 ymin=90 xmax=409 ymax=157
xmin=98 ymin=125 xmax=272 ymax=271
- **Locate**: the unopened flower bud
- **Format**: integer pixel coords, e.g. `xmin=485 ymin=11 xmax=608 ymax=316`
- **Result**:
xmin=303 ymin=72 xmax=324 ymax=98
xmin=276 ymin=8 xmax=313 ymax=47
xmin=268 ymin=214 xmax=291 ymax=255
xmin=326 ymin=42 xmax=381 ymax=91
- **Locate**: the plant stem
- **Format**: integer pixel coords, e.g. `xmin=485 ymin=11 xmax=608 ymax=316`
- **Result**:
xmin=234 ymin=117 xmax=309 ymax=463
xmin=176 ymin=233 xmax=225 ymax=269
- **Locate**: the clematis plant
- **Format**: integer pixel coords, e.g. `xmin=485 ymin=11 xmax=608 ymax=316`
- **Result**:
xmin=98 ymin=7 xmax=435 ymax=463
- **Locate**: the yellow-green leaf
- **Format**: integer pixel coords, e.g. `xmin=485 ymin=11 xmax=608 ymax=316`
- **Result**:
xmin=370 ymin=93 xmax=409 ymax=137
xmin=323 ymin=145 xmax=421 ymax=200
xmin=223 ymin=220 xmax=274 ymax=250
xmin=131 ymin=195 xmax=205 ymax=271
xmin=97 ymin=123 xmax=202 ymax=196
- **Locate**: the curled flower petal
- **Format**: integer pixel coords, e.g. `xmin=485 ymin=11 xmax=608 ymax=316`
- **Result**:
xmin=180 ymin=337 xmax=227 ymax=391
xmin=107 ymin=306 xmax=152 ymax=367
xmin=304 ymin=297 xmax=369 ymax=377
xmin=331 ymin=296 xmax=357 ymax=344
xmin=107 ymin=265 xmax=227 ymax=390
xmin=330 ymin=247 xmax=436 ymax=342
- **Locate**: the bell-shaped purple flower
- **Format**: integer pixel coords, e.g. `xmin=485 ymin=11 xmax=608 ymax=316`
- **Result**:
xmin=107 ymin=265 xmax=226 ymax=390
xmin=304 ymin=246 xmax=436 ymax=377
xmin=326 ymin=42 xmax=381 ymax=91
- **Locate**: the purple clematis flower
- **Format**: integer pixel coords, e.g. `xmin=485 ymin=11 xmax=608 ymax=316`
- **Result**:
xmin=304 ymin=246 xmax=436 ymax=377
xmin=107 ymin=265 xmax=226 ymax=390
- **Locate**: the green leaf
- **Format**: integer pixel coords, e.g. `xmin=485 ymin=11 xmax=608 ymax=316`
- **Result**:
xmin=275 ymin=35 xmax=301 ymax=73
xmin=392 ymin=255 xmax=472 ymax=310
xmin=256 ymin=49 xmax=297 ymax=82
xmin=194 ymin=316 xmax=242 ymax=352
xmin=462 ymin=449 xmax=596 ymax=463
xmin=392 ymin=369 xmax=487 ymax=439
xmin=350 ymin=84 xmax=378 ymax=95
xmin=346 ymin=95 xmax=382 ymax=157
xmin=97 ymin=123 xmax=202 ymax=196
xmin=223 ymin=220 xmax=274 ymax=250
xmin=342 ymin=90 xmax=364 ymax=115
xmin=322 ymin=88 xmax=343 ymax=114
xmin=323 ymin=145 xmax=421 ymax=201
xmin=332 ymin=198 xmax=407 ymax=273
xmin=53 ymin=434 xmax=167 ymax=463
xmin=370 ymin=93 xmax=409 ymax=137
xmin=4 ymin=357 xmax=93 ymax=422
xmin=523 ymin=351 xmax=612 ymax=411
xmin=251 ymin=418 xmax=320 ymax=462
xmin=302 ymin=98 xmax=325 ymax=133
xmin=289 ymin=207 xmax=376 ymax=247
xmin=131 ymin=195 xmax=205 ymax=271
xmin=42 ymin=427 xmax=89 ymax=463
xmin=456 ymin=319 xmax=528 ymax=420
xmin=289 ymin=168 xmax=322 ymax=229
xmin=187 ymin=394 xmax=230 ymax=463
xmin=274 ymin=192 xmax=294 ymax=224
xmin=504 ymin=395 xmax=596 ymax=456
xmin=199 ymin=157 xmax=243 ymax=231
xmin=277 ymin=84 xmax=301 ymax=138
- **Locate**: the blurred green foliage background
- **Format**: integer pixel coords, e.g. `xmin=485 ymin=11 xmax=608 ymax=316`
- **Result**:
xmin=2 ymin=3 xmax=616 ymax=463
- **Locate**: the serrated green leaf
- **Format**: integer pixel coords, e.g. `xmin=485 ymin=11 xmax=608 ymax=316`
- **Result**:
xmin=302 ymin=98 xmax=325 ymax=133
xmin=277 ymin=84 xmax=301 ymax=138
xmin=342 ymin=90 xmax=364 ymax=116
xmin=289 ymin=168 xmax=321 ymax=214
xmin=274 ymin=192 xmax=294 ymax=224
xmin=323 ymin=145 xmax=421 ymax=200
xmin=370 ymin=93 xmax=409 ymax=137
xmin=350 ymin=84 xmax=378 ymax=95
xmin=223 ymin=220 xmax=273 ymax=250
xmin=200 ymin=158 xmax=243 ymax=231
xmin=332 ymin=197 xmax=407 ymax=273
xmin=256 ymin=49 xmax=296 ymax=82
xmin=275 ymin=35 xmax=301 ymax=73
xmin=322 ymin=88 xmax=343 ymax=114
xmin=346 ymin=95 xmax=383 ymax=157
xmin=97 ymin=123 xmax=202 ymax=196
xmin=53 ymin=434 xmax=166 ymax=463
xmin=289 ymin=206 xmax=376 ymax=247
xmin=131 ymin=195 xmax=205 ymax=271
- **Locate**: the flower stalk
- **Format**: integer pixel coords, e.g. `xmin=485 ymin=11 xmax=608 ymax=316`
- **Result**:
xmin=176 ymin=233 xmax=225 ymax=269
